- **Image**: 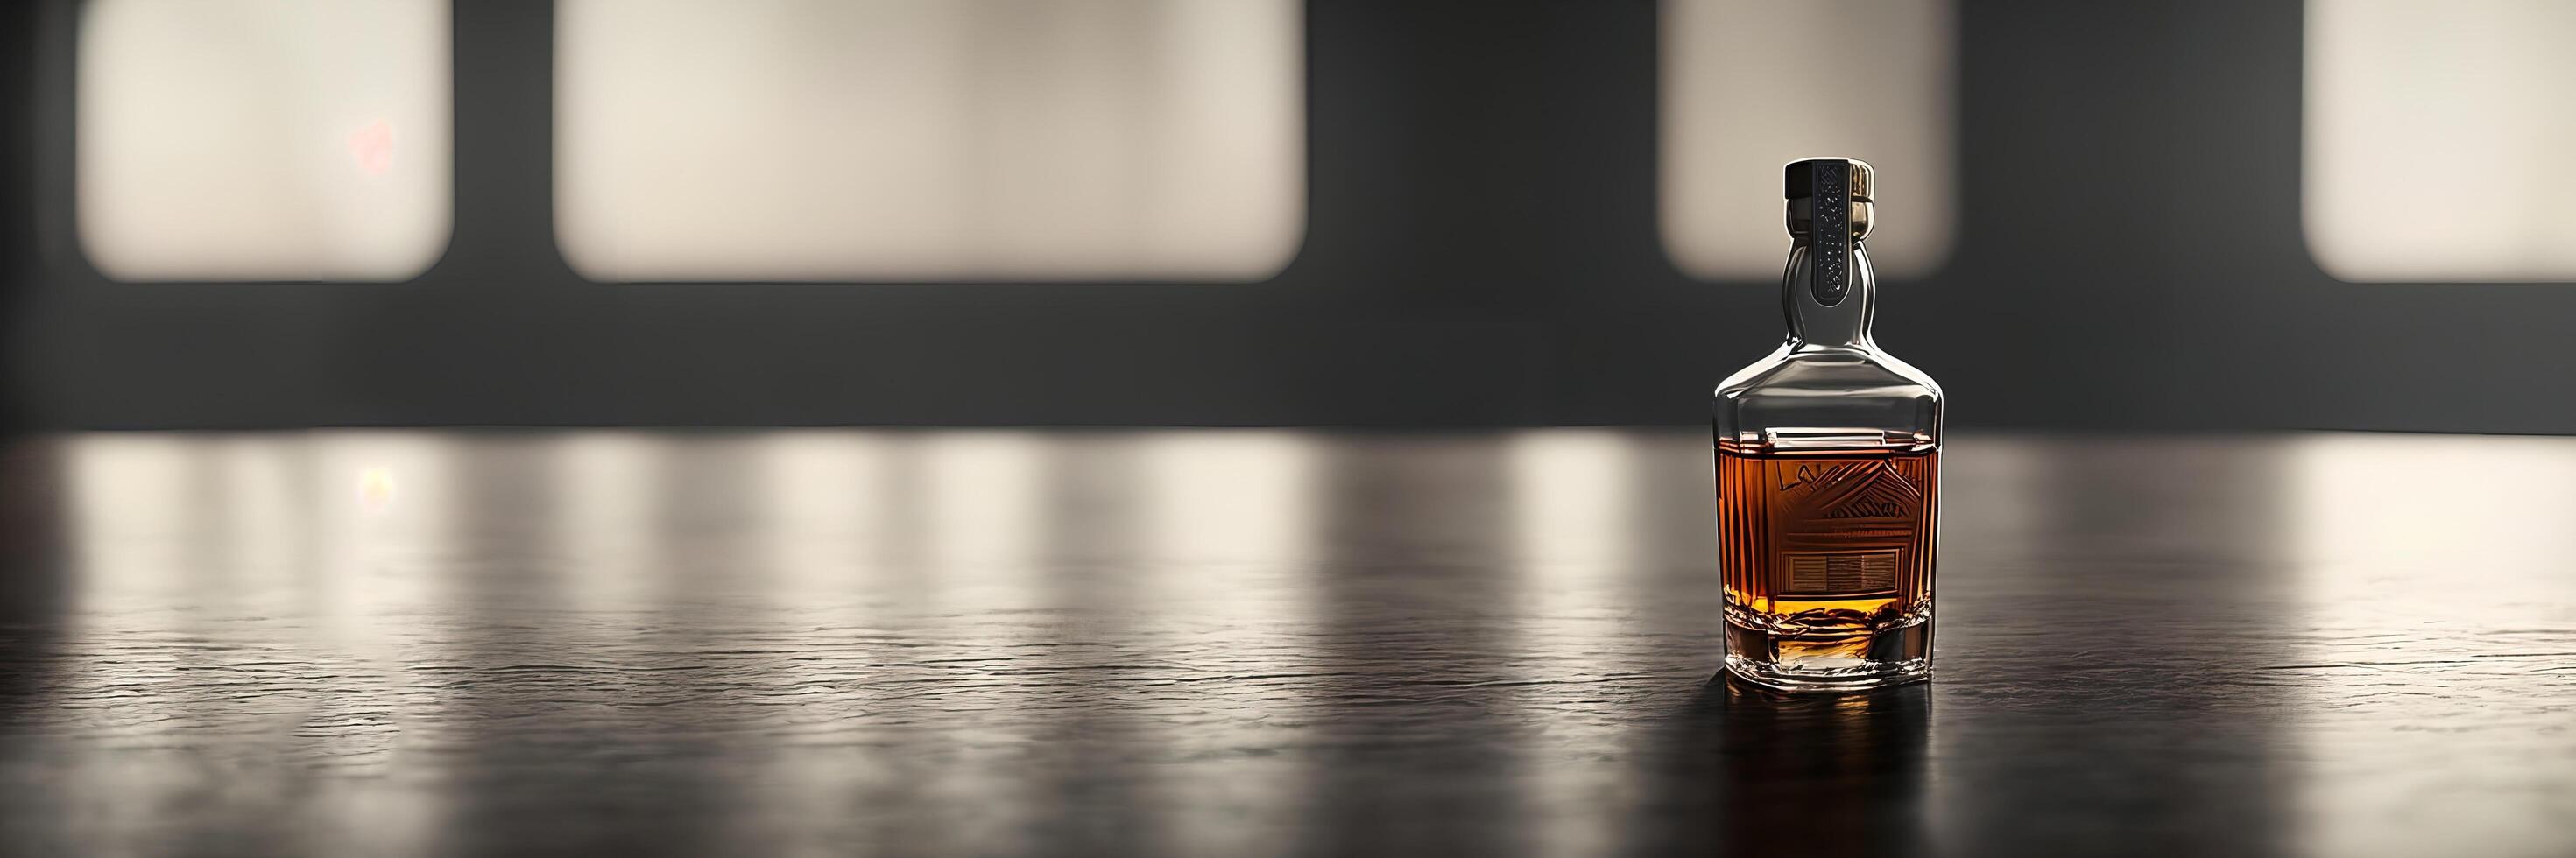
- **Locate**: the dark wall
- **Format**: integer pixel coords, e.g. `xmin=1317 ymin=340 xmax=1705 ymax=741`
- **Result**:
xmin=7 ymin=0 xmax=2574 ymax=432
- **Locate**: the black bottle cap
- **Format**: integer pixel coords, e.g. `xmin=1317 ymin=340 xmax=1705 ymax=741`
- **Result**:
xmin=1787 ymin=158 xmax=1870 ymax=307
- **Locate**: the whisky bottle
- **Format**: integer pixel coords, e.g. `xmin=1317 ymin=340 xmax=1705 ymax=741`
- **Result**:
xmin=1715 ymin=158 xmax=1942 ymax=692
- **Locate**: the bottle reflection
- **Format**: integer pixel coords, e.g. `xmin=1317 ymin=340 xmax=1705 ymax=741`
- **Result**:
xmin=1631 ymin=674 xmax=1930 ymax=856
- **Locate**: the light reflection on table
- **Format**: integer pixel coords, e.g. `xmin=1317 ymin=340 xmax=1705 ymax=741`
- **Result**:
xmin=1 ymin=429 xmax=2572 ymax=857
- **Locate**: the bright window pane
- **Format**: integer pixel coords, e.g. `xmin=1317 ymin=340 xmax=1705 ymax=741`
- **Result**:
xmin=78 ymin=0 xmax=453 ymax=281
xmin=1660 ymin=0 xmax=1955 ymax=279
xmin=2304 ymin=0 xmax=2576 ymax=281
xmin=555 ymin=0 xmax=1304 ymax=282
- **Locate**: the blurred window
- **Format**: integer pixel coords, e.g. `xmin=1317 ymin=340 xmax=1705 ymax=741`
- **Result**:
xmin=2304 ymin=0 xmax=2576 ymax=281
xmin=78 ymin=0 xmax=453 ymax=281
xmin=554 ymin=0 xmax=1304 ymax=282
xmin=1659 ymin=0 xmax=1955 ymax=280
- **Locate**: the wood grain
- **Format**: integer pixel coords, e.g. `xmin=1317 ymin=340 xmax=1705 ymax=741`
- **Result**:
xmin=0 ymin=430 xmax=2570 ymax=857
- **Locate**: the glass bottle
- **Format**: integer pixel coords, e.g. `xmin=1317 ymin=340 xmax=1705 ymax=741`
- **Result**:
xmin=1714 ymin=158 xmax=1943 ymax=692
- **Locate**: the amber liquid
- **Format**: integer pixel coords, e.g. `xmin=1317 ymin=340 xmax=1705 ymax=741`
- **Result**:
xmin=1717 ymin=436 xmax=1937 ymax=641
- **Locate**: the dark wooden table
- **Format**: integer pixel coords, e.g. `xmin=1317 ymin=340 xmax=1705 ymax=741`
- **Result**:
xmin=0 ymin=430 xmax=2570 ymax=857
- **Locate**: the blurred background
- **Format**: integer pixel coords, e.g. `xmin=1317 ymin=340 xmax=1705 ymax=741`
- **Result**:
xmin=10 ymin=4 xmax=2576 ymax=855
xmin=4 ymin=0 xmax=2570 ymax=433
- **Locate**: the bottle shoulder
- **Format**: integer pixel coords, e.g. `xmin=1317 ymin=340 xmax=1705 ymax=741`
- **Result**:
xmin=1714 ymin=344 xmax=1943 ymax=440
xmin=1716 ymin=344 xmax=1942 ymax=401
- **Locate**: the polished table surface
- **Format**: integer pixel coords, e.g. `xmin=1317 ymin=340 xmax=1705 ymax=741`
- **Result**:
xmin=0 ymin=430 xmax=2572 ymax=857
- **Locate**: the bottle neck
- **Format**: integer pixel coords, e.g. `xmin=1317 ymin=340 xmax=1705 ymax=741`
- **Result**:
xmin=1782 ymin=242 xmax=1876 ymax=349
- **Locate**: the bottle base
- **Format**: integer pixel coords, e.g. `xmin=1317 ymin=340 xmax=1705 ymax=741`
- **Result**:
xmin=1723 ymin=615 xmax=1930 ymax=693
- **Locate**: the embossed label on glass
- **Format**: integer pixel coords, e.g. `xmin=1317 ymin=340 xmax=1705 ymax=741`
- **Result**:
xmin=1768 ymin=454 xmax=1919 ymax=596
xmin=1717 ymin=442 xmax=1936 ymax=605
